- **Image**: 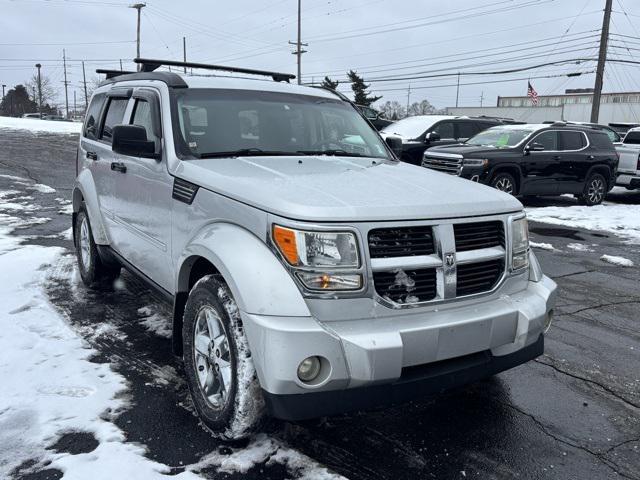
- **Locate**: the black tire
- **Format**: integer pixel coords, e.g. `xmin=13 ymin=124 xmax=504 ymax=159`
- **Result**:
xmin=490 ymin=172 xmax=517 ymax=195
xmin=182 ymin=275 xmax=265 ymax=440
xmin=578 ymin=172 xmax=607 ymax=206
xmin=74 ymin=206 xmax=120 ymax=288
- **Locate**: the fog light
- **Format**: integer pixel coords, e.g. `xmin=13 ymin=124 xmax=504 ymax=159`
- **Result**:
xmin=297 ymin=356 xmax=321 ymax=382
xmin=544 ymin=309 xmax=554 ymax=333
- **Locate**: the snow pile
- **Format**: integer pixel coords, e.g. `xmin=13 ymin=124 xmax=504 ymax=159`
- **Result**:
xmin=530 ymin=241 xmax=555 ymax=251
xmin=600 ymin=255 xmax=634 ymax=267
xmin=136 ymin=306 xmax=172 ymax=338
xmin=189 ymin=434 xmax=345 ymax=479
xmin=526 ymin=203 xmax=640 ymax=243
xmin=567 ymin=243 xmax=595 ymax=252
xmin=0 ymin=116 xmax=82 ymax=134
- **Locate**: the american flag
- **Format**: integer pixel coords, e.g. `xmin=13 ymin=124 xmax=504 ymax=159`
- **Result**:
xmin=527 ymin=81 xmax=539 ymax=106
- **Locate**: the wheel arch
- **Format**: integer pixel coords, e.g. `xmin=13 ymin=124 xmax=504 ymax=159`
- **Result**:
xmin=172 ymin=223 xmax=311 ymax=355
xmin=585 ymin=164 xmax=614 ymax=190
xmin=72 ymin=170 xmax=109 ymax=245
xmin=489 ymin=164 xmax=522 ymax=194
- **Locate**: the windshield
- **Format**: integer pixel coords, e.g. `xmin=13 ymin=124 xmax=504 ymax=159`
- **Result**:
xmin=380 ymin=116 xmax=445 ymax=138
xmin=172 ymin=88 xmax=389 ymax=159
xmin=466 ymin=127 xmax=536 ymax=148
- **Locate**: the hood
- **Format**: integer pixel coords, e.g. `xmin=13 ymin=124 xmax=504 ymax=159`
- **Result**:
xmin=426 ymin=144 xmax=506 ymax=156
xmin=175 ymin=155 xmax=522 ymax=222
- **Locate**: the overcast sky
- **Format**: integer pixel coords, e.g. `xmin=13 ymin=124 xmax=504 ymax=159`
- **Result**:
xmin=0 ymin=0 xmax=638 ymax=109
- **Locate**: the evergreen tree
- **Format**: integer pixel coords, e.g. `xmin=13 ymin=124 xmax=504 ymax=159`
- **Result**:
xmin=0 ymin=85 xmax=38 ymax=116
xmin=320 ymin=76 xmax=339 ymax=90
xmin=347 ymin=70 xmax=381 ymax=106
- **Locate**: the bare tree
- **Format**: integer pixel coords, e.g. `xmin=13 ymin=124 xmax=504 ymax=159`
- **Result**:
xmin=25 ymin=73 xmax=58 ymax=107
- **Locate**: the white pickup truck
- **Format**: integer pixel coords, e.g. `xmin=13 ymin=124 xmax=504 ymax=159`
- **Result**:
xmin=616 ymin=127 xmax=640 ymax=189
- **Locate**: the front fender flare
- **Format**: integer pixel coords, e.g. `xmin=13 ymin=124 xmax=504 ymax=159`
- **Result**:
xmin=177 ymin=223 xmax=311 ymax=317
xmin=72 ymin=170 xmax=109 ymax=245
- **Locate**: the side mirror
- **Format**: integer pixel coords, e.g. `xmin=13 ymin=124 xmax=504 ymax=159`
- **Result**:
xmin=525 ymin=142 xmax=545 ymax=154
xmin=112 ymin=124 xmax=159 ymax=159
xmin=425 ymin=132 xmax=441 ymax=142
xmin=385 ymin=135 xmax=403 ymax=158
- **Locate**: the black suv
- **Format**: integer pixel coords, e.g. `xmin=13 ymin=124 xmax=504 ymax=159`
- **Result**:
xmin=381 ymin=115 xmax=506 ymax=165
xmin=422 ymin=123 xmax=618 ymax=206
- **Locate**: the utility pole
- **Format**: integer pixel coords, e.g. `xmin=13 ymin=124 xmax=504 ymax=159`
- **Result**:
xmin=35 ymin=63 xmax=42 ymax=118
xmin=590 ymin=0 xmax=613 ymax=123
xmin=130 ymin=3 xmax=146 ymax=70
xmin=289 ymin=0 xmax=307 ymax=85
xmin=82 ymin=61 xmax=88 ymax=111
xmin=480 ymin=91 xmax=484 ymax=107
xmin=73 ymin=90 xmax=76 ymax=118
xmin=63 ymin=49 xmax=70 ymax=119
xmin=455 ymin=72 xmax=460 ymax=108
xmin=183 ymin=37 xmax=187 ymax=73
xmin=406 ymin=84 xmax=411 ymax=117
xmin=119 ymin=59 xmax=123 ymax=71
xmin=2 ymin=84 xmax=6 ymax=102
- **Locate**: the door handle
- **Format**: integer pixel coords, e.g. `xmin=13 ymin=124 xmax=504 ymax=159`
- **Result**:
xmin=110 ymin=162 xmax=127 ymax=173
xmin=86 ymin=151 xmax=98 ymax=160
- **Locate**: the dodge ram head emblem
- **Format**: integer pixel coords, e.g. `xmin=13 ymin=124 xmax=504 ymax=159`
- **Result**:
xmin=445 ymin=253 xmax=456 ymax=267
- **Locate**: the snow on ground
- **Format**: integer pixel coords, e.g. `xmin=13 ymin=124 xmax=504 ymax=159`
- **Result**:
xmin=526 ymin=202 xmax=640 ymax=243
xmin=0 ymin=184 xmax=344 ymax=479
xmin=567 ymin=243 xmax=596 ymax=252
xmin=0 ymin=115 xmax=82 ymax=134
xmin=136 ymin=306 xmax=172 ymax=338
xmin=530 ymin=241 xmax=555 ymax=251
xmin=600 ymin=254 xmax=634 ymax=267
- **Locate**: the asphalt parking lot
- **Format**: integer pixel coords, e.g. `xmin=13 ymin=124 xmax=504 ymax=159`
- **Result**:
xmin=1 ymin=129 xmax=638 ymax=480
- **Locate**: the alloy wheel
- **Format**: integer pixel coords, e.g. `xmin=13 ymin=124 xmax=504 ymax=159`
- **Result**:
xmin=495 ymin=177 xmax=514 ymax=194
xmin=587 ymin=178 xmax=604 ymax=204
xmin=79 ymin=215 xmax=91 ymax=270
xmin=193 ymin=305 xmax=232 ymax=409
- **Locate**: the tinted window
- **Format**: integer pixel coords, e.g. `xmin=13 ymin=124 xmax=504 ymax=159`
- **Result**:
xmin=623 ymin=131 xmax=640 ymax=144
xmin=131 ymin=99 xmax=157 ymax=142
xmin=532 ymin=131 xmax=558 ymax=150
xmin=559 ymin=131 xmax=585 ymax=150
xmin=100 ymin=98 xmax=129 ymax=143
xmin=589 ymin=132 xmax=615 ymax=150
xmin=602 ymin=128 xmax=620 ymax=143
xmin=457 ymin=122 xmax=478 ymax=139
xmin=432 ymin=121 xmax=454 ymax=138
xmin=83 ymin=93 xmax=105 ymax=140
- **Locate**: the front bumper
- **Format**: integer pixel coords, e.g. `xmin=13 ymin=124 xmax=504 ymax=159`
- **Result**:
xmin=241 ymin=275 xmax=556 ymax=420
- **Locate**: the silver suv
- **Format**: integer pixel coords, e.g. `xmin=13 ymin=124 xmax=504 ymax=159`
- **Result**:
xmin=73 ymin=59 xmax=556 ymax=440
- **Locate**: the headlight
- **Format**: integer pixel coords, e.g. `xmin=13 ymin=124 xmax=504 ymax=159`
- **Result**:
xmin=463 ymin=158 xmax=489 ymax=167
xmin=272 ymin=225 xmax=362 ymax=291
xmin=510 ymin=216 xmax=529 ymax=271
xmin=272 ymin=225 xmax=359 ymax=267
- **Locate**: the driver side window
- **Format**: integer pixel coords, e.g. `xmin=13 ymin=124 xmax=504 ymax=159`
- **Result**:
xmin=431 ymin=121 xmax=454 ymax=139
xmin=531 ymin=130 xmax=558 ymax=150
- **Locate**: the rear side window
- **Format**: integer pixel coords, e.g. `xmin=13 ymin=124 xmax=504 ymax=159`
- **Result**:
xmin=532 ymin=130 xmax=558 ymax=150
xmin=456 ymin=122 xmax=479 ymax=140
xmin=589 ymin=132 xmax=615 ymax=150
xmin=432 ymin=121 xmax=454 ymax=139
xmin=100 ymin=98 xmax=129 ymax=143
xmin=559 ymin=131 xmax=586 ymax=151
xmin=83 ymin=93 xmax=105 ymax=140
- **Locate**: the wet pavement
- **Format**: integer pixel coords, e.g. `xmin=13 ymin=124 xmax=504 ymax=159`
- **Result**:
xmin=1 ymin=129 xmax=638 ymax=479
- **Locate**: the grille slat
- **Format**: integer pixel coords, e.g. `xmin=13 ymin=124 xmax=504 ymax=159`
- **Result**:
xmin=372 ymin=269 xmax=437 ymax=304
xmin=368 ymin=226 xmax=434 ymax=258
xmin=454 ymin=221 xmax=504 ymax=251
xmin=422 ymin=155 xmax=462 ymax=175
xmin=457 ymin=259 xmax=504 ymax=296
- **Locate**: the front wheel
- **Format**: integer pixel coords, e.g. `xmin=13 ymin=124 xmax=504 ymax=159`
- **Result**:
xmin=490 ymin=172 xmax=517 ymax=195
xmin=578 ymin=173 xmax=606 ymax=206
xmin=182 ymin=275 xmax=265 ymax=440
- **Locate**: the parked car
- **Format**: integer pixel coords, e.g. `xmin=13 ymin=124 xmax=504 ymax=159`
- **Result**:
xmin=422 ymin=122 xmax=618 ymax=205
xmin=73 ymin=59 xmax=556 ymax=440
xmin=543 ymin=120 xmax=621 ymax=143
xmin=608 ymin=122 xmax=640 ymax=138
xmin=615 ymin=127 xmax=640 ymax=189
xmin=380 ymin=115 xmax=503 ymax=165
xmin=22 ymin=113 xmax=44 ymax=119
xmin=357 ymin=104 xmax=392 ymax=131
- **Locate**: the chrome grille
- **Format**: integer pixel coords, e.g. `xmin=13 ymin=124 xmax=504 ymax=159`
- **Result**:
xmin=422 ymin=153 xmax=462 ymax=175
xmin=368 ymin=219 xmax=507 ymax=307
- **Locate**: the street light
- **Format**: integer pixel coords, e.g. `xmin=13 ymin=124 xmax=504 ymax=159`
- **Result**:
xmin=35 ymin=63 xmax=43 ymax=118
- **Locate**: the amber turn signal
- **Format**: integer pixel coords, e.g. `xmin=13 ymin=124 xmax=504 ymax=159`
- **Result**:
xmin=273 ymin=225 xmax=299 ymax=265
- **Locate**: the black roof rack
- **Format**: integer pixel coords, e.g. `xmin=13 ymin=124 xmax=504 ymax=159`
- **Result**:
xmin=134 ymin=58 xmax=295 ymax=83
xmin=96 ymin=69 xmax=136 ymax=79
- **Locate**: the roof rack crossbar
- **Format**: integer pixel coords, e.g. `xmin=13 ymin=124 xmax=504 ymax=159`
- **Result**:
xmin=134 ymin=58 xmax=295 ymax=83
xmin=96 ymin=68 xmax=136 ymax=79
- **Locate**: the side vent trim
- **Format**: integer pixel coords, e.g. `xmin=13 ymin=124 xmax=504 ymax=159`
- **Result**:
xmin=172 ymin=177 xmax=199 ymax=205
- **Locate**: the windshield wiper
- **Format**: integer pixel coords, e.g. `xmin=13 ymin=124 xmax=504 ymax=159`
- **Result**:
xmin=296 ymin=149 xmax=367 ymax=157
xmin=198 ymin=148 xmax=294 ymax=159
